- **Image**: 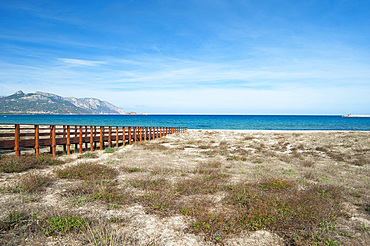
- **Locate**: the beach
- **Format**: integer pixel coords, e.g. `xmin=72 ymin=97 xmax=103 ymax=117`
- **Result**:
xmin=342 ymin=115 xmax=370 ymax=118
xmin=0 ymin=130 xmax=369 ymax=245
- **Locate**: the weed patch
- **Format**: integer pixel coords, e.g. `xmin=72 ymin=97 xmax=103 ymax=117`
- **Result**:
xmin=0 ymin=211 xmax=30 ymax=231
xmin=12 ymin=171 xmax=54 ymax=193
xmin=259 ymin=178 xmax=295 ymax=191
xmin=104 ymin=147 xmax=118 ymax=153
xmin=139 ymin=191 xmax=178 ymax=215
xmin=175 ymin=176 xmax=221 ymax=195
xmin=55 ymin=162 xmax=118 ymax=180
xmin=0 ymin=155 xmax=64 ymax=173
xmin=129 ymin=178 xmax=171 ymax=191
xmin=120 ymin=165 xmax=145 ymax=173
xmin=44 ymin=216 xmax=88 ymax=235
xmin=178 ymin=180 xmax=342 ymax=244
xmin=64 ymin=181 xmax=133 ymax=205
xmin=79 ymin=152 xmax=99 ymax=158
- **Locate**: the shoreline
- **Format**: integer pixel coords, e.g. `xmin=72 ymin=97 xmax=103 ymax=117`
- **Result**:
xmin=342 ymin=115 xmax=370 ymax=117
xmin=189 ymin=129 xmax=370 ymax=132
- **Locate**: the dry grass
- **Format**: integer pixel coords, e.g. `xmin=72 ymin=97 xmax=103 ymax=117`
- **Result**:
xmin=63 ymin=180 xmax=133 ymax=206
xmin=0 ymin=154 xmax=64 ymax=173
xmin=55 ymin=161 xmax=118 ymax=180
xmin=0 ymin=130 xmax=369 ymax=245
xmin=11 ymin=171 xmax=54 ymax=193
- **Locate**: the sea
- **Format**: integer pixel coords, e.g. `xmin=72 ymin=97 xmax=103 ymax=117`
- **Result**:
xmin=1 ymin=114 xmax=370 ymax=131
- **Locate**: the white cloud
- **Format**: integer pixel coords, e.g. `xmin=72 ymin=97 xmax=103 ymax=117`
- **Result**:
xmin=58 ymin=58 xmax=106 ymax=66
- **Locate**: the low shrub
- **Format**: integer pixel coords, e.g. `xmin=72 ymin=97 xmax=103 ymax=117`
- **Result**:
xmin=175 ymin=176 xmax=220 ymax=195
xmin=104 ymin=147 xmax=118 ymax=153
xmin=120 ymin=165 xmax=145 ymax=173
xmin=138 ymin=191 xmax=178 ymax=216
xmin=64 ymin=181 xmax=133 ymax=205
xmin=79 ymin=152 xmax=98 ymax=158
xmin=0 ymin=155 xmax=64 ymax=173
xmin=128 ymin=178 xmax=170 ymax=191
xmin=13 ymin=171 xmax=54 ymax=193
xmin=0 ymin=211 xmax=30 ymax=231
xmin=178 ymin=180 xmax=342 ymax=244
xmin=44 ymin=216 xmax=88 ymax=236
xmin=55 ymin=162 xmax=118 ymax=181
xmin=259 ymin=177 xmax=295 ymax=190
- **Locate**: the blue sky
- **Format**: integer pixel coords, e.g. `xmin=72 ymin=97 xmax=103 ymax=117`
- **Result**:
xmin=0 ymin=0 xmax=369 ymax=114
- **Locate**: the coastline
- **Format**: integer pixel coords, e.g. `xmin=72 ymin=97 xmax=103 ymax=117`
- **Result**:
xmin=189 ymin=129 xmax=370 ymax=133
xmin=342 ymin=115 xmax=370 ymax=117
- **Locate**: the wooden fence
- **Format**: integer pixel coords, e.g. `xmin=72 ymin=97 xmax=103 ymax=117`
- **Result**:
xmin=0 ymin=124 xmax=187 ymax=157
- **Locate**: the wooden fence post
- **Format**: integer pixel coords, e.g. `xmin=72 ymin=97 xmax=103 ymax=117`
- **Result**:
xmin=51 ymin=125 xmax=56 ymax=157
xmin=66 ymin=125 xmax=71 ymax=155
xmin=14 ymin=124 xmax=20 ymax=156
xmin=35 ymin=125 xmax=39 ymax=157
xmin=79 ymin=126 xmax=83 ymax=153
xmin=100 ymin=126 xmax=104 ymax=150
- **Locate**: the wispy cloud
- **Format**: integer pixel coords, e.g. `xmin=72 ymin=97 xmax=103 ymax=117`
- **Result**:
xmin=58 ymin=58 xmax=106 ymax=66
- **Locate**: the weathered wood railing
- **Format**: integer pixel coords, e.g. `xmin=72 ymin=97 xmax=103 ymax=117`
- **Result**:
xmin=0 ymin=124 xmax=187 ymax=157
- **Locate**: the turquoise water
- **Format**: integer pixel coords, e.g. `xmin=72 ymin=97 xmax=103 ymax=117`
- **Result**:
xmin=1 ymin=114 xmax=370 ymax=131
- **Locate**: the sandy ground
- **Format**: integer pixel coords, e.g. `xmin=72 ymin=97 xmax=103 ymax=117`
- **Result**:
xmin=0 ymin=129 xmax=369 ymax=245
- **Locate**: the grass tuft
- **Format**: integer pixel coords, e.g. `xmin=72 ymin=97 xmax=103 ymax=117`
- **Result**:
xmin=0 ymin=155 xmax=64 ymax=173
xmin=104 ymin=147 xmax=118 ymax=153
xmin=12 ymin=171 xmax=54 ymax=193
xmin=55 ymin=162 xmax=118 ymax=180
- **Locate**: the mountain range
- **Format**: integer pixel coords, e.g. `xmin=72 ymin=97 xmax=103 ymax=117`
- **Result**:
xmin=0 ymin=90 xmax=125 ymax=114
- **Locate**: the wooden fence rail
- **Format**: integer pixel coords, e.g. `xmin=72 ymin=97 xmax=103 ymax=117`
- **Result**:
xmin=0 ymin=124 xmax=187 ymax=157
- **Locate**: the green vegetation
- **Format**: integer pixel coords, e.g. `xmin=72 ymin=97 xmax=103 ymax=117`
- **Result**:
xmin=104 ymin=147 xmax=118 ymax=153
xmin=45 ymin=216 xmax=88 ymax=235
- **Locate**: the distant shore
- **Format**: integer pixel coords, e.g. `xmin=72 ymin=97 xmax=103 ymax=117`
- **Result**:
xmin=342 ymin=114 xmax=370 ymax=117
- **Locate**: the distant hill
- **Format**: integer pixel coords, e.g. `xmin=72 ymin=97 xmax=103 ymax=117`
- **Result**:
xmin=0 ymin=90 xmax=125 ymax=114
